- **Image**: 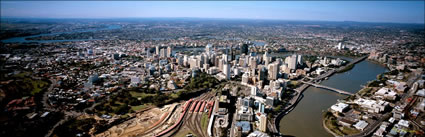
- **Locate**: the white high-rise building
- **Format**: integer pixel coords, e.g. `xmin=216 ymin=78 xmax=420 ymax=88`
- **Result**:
xmin=259 ymin=114 xmax=267 ymax=132
xmin=183 ymin=55 xmax=188 ymax=67
xmin=242 ymin=72 xmax=249 ymax=85
xmin=223 ymin=63 xmax=231 ymax=80
xmin=222 ymin=54 xmax=228 ymax=63
xmin=337 ymin=42 xmax=345 ymax=50
xmin=160 ymin=48 xmax=166 ymax=58
xmin=268 ymin=63 xmax=278 ymax=80
xmin=263 ymin=52 xmax=270 ymax=64
xmin=156 ymin=45 xmax=160 ymax=55
xmin=167 ymin=46 xmax=172 ymax=57
xmin=297 ymin=55 xmax=303 ymax=65
xmin=249 ymin=56 xmax=257 ymax=70
xmin=251 ymin=86 xmax=258 ymax=96
xmin=286 ymin=55 xmax=297 ymax=70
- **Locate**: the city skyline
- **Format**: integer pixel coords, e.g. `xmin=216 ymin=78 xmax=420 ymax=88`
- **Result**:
xmin=1 ymin=1 xmax=424 ymax=24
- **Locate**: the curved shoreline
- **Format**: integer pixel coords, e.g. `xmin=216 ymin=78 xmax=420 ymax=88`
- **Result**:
xmin=322 ymin=117 xmax=340 ymax=137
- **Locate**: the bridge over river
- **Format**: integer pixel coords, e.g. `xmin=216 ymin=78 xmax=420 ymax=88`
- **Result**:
xmin=299 ymin=81 xmax=354 ymax=96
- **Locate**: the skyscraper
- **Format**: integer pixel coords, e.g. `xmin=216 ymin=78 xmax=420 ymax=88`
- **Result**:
xmin=167 ymin=46 xmax=172 ymax=57
xmin=268 ymin=63 xmax=278 ymax=80
xmin=249 ymin=56 xmax=257 ymax=70
xmin=241 ymin=43 xmax=249 ymax=55
xmin=223 ymin=63 xmax=231 ymax=80
xmin=259 ymin=114 xmax=267 ymax=132
xmin=286 ymin=55 xmax=297 ymax=70
xmin=156 ymin=45 xmax=160 ymax=55
xmin=160 ymin=48 xmax=166 ymax=58
xmin=297 ymin=54 xmax=303 ymax=66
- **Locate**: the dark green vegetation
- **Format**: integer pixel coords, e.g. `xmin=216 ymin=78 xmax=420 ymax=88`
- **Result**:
xmin=94 ymin=72 xmax=220 ymax=115
xmin=302 ymin=55 xmax=318 ymax=64
xmin=337 ymin=64 xmax=354 ymax=73
xmin=268 ymin=89 xmax=296 ymax=119
xmin=286 ymin=81 xmax=301 ymax=89
xmin=0 ymin=71 xmax=55 ymax=137
xmin=0 ymin=112 xmax=64 ymax=137
xmin=0 ymin=72 xmax=49 ymax=106
xmin=52 ymin=118 xmax=108 ymax=137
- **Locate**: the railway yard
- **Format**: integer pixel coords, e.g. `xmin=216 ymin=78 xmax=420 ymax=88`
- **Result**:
xmin=93 ymin=90 xmax=217 ymax=137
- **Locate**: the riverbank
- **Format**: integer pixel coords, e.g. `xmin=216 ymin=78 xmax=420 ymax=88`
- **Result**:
xmin=321 ymin=60 xmax=389 ymax=137
xmin=279 ymin=58 xmax=388 ymax=137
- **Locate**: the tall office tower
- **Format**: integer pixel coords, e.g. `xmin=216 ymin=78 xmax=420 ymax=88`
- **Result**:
xmin=203 ymin=64 xmax=210 ymax=72
xmin=251 ymin=86 xmax=258 ymax=96
xmin=222 ymin=54 xmax=228 ymax=63
xmin=210 ymin=53 xmax=216 ymax=65
xmin=259 ymin=114 xmax=267 ymax=132
xmin=239 ymin=56 xmax=246 ymax=67
xmin=250 ymin=68 xmax=256 ymax=77
xmin=160 ymin=48 xmax=166 ymax=58
xmin=183 ymin=55 xmax=188 ymax=67
xmin=214 ymin=56 xmax=220 ymax=67
xmin=258 ymin=103 xmax=265 ymax=113
xmin=265 ymin=59 xmax=270 ymax=66
xmin=167 ymin=46 xmax=172 ymax=57
xmin=146 ymin=49 xmax=151 ymax=57
xmin=156 ymin=45 xmax=160 ymax=55
xmin=286 ymin=55 xmax=297 ymax=70
xmin=218 ymin=58 xmax=224 ymax=71
xmin=258 ymin=67 xmax=267 ymax=81
xmin=177 ymin=56 xmax=184 ymax=66
xmin=242 ymin=72 xmax=249 ymax=85
xmin=268 ymin=63 xmax=278 ymax=80
xmin=241 ymin=43 xmax=249 ymax=55
xmin=189 ymin=57 xmax=197 ymax=69
xmin=202 ymin=53 xmax=209 ymax=65
xmin=206 ymin=44 xmax=212 ymax=55
xmin=263 ymin=52 xmax=269 ymax=63
xmin=249 ymin=56 xmax=257 ymax=70
xmin=223 ymin=63 xmax=230 ymax=80
xmin=297 ymin=54 xmax=303 ymax=65
xmin=230 ymin=45 xmax=234 ymax=61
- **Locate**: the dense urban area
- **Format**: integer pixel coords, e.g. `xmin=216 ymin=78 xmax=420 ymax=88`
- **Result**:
xmin=1 ymin=18 xmax=424 ymax=137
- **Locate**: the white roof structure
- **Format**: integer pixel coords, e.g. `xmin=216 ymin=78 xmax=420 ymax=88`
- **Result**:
xmin=416 ymin=89 xmax=425 ymax=97
xmin=354 ymin=120 xmax=369 ymax=131
xmin=330 ymin=103 xmax=349 ymax=113
xmin=398 ymin=119 xmax=410 ymax=128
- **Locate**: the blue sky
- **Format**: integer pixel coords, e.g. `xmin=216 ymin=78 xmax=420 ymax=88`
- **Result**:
xmin=1 ymin=1 xmax=424 ymax=23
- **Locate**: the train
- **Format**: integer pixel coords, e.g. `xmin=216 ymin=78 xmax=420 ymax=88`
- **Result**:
xmin=155 ymin=99 xmax=193 ymax=137
xmin=189 ymin=100 xmax=198 ymax=112
xmin=199 ymin=101 xmax=206 ymax=113
xmin=194 ymin=100 xmax=203 ymax=112
xmin=181 ymin=99 xmax=193 ymax=113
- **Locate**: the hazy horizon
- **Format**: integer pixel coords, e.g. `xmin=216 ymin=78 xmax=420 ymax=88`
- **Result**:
xmin=1 ymin=1 xmax=424 ymax=24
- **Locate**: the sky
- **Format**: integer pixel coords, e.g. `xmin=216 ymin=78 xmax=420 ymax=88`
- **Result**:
xmin=1 ymin=1 xmax=424 ymax=24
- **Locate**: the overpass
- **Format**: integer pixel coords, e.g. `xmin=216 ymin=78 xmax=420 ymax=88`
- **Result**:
xmin=300 ymin=81 xmax=354 ymax=96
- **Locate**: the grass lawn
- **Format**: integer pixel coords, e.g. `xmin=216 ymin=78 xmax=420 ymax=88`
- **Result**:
xmin=324 ymin=117 xmax=344 ymax=136
xmin=341 ymin=126 xmax=360 ymax=135
xmin=29 ymin=79 xmax=49 ymax=95
xmin=12 ymin=72 xmax=49 ymax=95
xmin=201 ymin=113 xmax=209 ymax=132
xmin=129 ymin=91 xmax=155 ymax=98
xmin=131 ymin=105 xmax=148 ymax=111
xmin=357 ymin=87 xmax=373 ymax=96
